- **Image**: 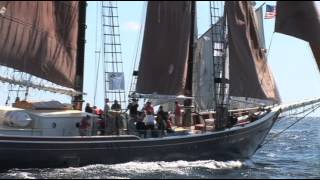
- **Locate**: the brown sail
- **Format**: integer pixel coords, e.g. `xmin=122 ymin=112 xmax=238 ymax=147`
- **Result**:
xmin=0 ymin=1 xmax=82 ymax=88
xmin=136 ymin=1 xmax=193 ymax=96
xmin=226 ymin=1 xmax=280 ymax=103
xmin=275 ymin=1 xmax=320 ymax=72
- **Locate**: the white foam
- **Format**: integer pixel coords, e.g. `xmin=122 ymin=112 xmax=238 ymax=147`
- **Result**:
xmin=7 ymin=172 xmax=36 ymax=179
xmin=33 ymin=160 xmax=243 ymax=178
xmin=101 ymin=160 xmax=242 ymax=173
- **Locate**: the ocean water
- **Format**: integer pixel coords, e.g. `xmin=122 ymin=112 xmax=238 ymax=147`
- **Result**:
xmin=0 ymin=117 xmax=319 ymax=179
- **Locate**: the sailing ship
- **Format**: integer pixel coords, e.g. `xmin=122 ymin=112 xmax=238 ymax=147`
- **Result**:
xmin=0 ymin=1 xmax=318 ymax=169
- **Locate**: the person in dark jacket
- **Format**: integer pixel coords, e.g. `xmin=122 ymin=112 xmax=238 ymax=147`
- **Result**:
xmin=111 ymin=100 xmax=121 ymax=111
xmin=126 ymin=98 xmax=139 ymax=120
xmin=85 ymin=103 xmax=93 ymax=113
xmin=156 ymin=106 xmax=167 ymax=136
xmin=136 ymin=111 xmax=146 ymax=138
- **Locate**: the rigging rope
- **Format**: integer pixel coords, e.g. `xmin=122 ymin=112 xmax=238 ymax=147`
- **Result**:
xmin=128 ymin=1 xmax=147 ymax=96
xmin=282 ymin=103 xmax=320 ymax=117
xmin=93 ymin=1 xmax=102 ymax=106
xmin=266 ymin=32 xmax=275 ymax=60
xmin=259 ymin=103 xmax=320 ymax=148
xmin=229 ymin=97 xmax=271 ymax=107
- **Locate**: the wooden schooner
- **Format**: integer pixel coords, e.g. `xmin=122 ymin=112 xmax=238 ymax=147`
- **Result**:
xmin=0 ymin=1 xmax=318 ymax=169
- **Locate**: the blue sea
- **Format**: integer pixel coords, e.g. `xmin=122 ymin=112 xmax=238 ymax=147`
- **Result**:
xmin=0 ymin=117 xmax=319 ymax=179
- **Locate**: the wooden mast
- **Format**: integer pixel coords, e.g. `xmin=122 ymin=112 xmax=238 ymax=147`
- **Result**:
xmin=72 ymin=1 xmax=87 ymax=110
xmin=210 ymin=2 xmax=229 ymax=130
xmin=183 ymin=1 xmax=196 ymax=127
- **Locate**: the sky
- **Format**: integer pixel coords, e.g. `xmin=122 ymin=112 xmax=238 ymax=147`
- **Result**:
xmin=1 ymin=1 xmax=320 ymax=115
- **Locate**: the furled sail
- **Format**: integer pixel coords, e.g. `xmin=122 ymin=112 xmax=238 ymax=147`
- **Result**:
xmin=135 ymin=1 xmax=193 ymax=96
xmin=226 ymin=1 xmax=280 ymax=103
xmin=275 ymin=1 xmax=320 ymax=72
xmin=0 ymin=1 xmax=82 ymax=89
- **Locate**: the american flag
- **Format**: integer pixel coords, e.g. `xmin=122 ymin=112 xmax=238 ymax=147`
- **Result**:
xmin=264 ymin=5 xmax=276 ymax=19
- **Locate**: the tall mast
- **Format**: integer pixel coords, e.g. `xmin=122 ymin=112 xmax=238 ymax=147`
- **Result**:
xmin=210 ymin=1 xmax=229 ymax=130
xmin=182 ymin=1 xmax=196 ymax=127
xmin=185 ymin=1 xmax=196 ymax=96
xmin=72 ymin=1 xmax=87 ymax=110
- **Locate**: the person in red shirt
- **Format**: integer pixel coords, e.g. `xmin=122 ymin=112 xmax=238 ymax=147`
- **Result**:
xmin=79 ymin=115 xmax=91 ymax=136
xmin=144 ymin=102 xmax=156 ymax=136
xmin=144 ymin=101 xmax=154 ymax=115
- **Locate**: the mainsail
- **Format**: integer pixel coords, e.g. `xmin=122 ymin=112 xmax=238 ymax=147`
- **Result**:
xmin=275 ymin=1 xmax=320 ymax=72
xmin=0 ymin=1 xmax=83 ymax=89
xmin=226 ymin=1 xmax=280 ymax=103
xmin=136 ymin=1 xmax=193 ymax=96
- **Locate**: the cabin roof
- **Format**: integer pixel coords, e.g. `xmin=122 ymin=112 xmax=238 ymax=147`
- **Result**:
xmin=0 ymin=106 xmax=97 ymax=118
xmin=28 ymin=110 xmax=96 ymax=118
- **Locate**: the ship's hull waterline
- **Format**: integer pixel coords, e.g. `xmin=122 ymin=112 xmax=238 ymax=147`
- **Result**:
xmin=0 ymin=109 xmax=280 ymax=169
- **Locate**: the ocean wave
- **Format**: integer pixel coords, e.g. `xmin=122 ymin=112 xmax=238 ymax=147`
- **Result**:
xmin=3 ymin=172 xmax=36 ymax=179
xmin=30 ymin=160 xmax=243 ymax=178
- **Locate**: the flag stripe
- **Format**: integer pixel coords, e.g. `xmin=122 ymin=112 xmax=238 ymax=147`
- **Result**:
xmin=264 ymin=4 xmax=276 ymax=19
